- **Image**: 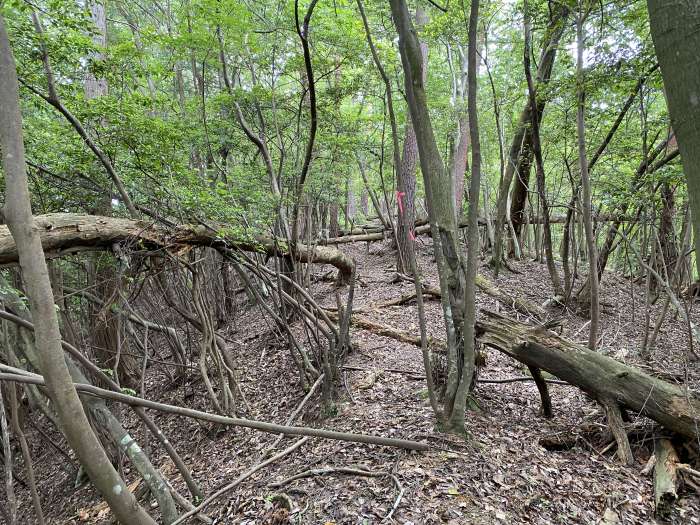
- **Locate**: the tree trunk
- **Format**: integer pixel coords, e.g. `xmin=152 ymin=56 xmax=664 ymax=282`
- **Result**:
xmin=647 ymin=0 xmax=700 ymax=279
xmin=390 ymin=0 xmax=470 ymax=431
xmin=508 ymin=2 xmax=569 ymax=243
xmin=449 ymin=0 xmax=482 ymax=430
xmin=451 ymin=43 xmax=470 ymax=218
xmin=656 ymin=183 xmax=678 ymax=289
xmin=395 ymin=7 xmax=428 ymax=274
xmin=476 ymin=311 xmax=700 ymax=439
xmin=523 ymin=1 xmax=563 ymax=298
xmin=0 ymin=14 xmax=156 ymax=524
xmin=576 ymin=5 xmax=599 ymax=350
xmin=491 ymin=4 xmax=569 ymax=273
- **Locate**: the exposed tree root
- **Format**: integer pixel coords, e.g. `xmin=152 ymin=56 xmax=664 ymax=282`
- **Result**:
xmin=269 ymin=465 xmax=404 ymax=521
xmin=0 ymin=368 xmax=430 ymax=451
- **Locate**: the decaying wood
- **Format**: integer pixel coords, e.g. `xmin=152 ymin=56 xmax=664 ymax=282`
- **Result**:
xmin=0 ymin=214 xmax=355 ymax=282
xmin=474 ymin=274 xmax=547 ymax=320
xmin=324 ymin=215 xmax=626 ymax=244
xmin=654 ymin=438 xmax=680 ymax=519
xmin=327 ymin=311 xmax=423 ymax=347
xmin=476 ymin=310 xmax=700 ymax=439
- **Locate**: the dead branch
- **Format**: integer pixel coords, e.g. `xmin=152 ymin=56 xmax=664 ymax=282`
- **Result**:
xmin=171 ymin=437 xmax=309 ymax=525
xmin=0 ymin=369 xmax=429 ymax=451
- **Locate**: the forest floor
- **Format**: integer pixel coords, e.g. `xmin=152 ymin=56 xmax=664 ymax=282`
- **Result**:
xmin=7 ymin=239 xmax=700 ymax=524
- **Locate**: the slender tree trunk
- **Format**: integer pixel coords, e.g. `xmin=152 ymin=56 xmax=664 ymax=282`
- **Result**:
xmin=395 ymin=7 xmax=429 ymax=274
xmin=451 ymin=44 xmax=470 ymax=218
xmin=0 ymin=14 xmax=156 ymax=524
xmin=0 ymin=382 xmax=16 ymax=525
xmin=576 ymin=4 xmax=599 ymax=350
xmin=523 ymin=0 xmax=563 ymax=298
xmin=448 ymin=0 xmax=482 ymax=431
xmin=83 ymin=3 xmax=138 ymax=388
xmin=657 ymin=183 xmax=678 ymax=288
xmin=390 ymin=0 xmax=469 ymax=431
xmin=491 ymin=4 xmax=569 ymax=273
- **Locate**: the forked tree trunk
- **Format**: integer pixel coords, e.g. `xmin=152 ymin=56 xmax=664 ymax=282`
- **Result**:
xmin=491 ymin=4 xmax=569 ymax=273
xmin=449 ymin=0 xmax=482 ymax=430
xmin=523 ymin=1 xmax=563 ymax=298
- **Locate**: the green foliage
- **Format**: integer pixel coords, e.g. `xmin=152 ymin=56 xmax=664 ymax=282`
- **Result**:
xmin=0 ymin=0 xmax=679 ymax=242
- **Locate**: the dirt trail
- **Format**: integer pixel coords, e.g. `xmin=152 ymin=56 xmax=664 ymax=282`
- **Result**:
xmin=6 ymin=240 xmax=700 ymax=524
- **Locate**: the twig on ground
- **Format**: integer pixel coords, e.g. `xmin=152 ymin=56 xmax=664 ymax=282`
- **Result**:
xmin=171 ymin=438 xmax=309 ymax=525
xmin=0 ymin=369 xmax=429 ymax=451
xmin=269 ymin=465 xmax=403 ymax=521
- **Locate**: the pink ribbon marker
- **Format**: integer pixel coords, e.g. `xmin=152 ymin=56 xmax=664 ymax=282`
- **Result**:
xmin=396 ymin=191 xmax=415 ymax=240
xmin=396 ymin=190 xmax=406 ymax=215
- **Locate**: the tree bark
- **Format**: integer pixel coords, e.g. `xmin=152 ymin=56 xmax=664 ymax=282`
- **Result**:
xmin=523 ymin=1 xmax=563 ymax=298
xmin=476 ymin=310 xmax=700 ymax=439
xmin=0 ymin=14 xmax=156 ymax=524
xmin=576 ymin=5 xmax=599 ymax=350
xmin=0 ymin=213 xmax=355 ymax=282
xmin=448 ymin=0 xmax=482 ymax=431
xmin=390 ymin=0 xmax=468 ymax=429
xmin=395 ymin=7 xmax=428 ymax=274
xmin=647 ymin=0 xmax=700 ymax=278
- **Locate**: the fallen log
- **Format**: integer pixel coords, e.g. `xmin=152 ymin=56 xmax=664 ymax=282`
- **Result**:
xmin=654 ymin=438 xmax=680 ymax=519
xmin=358 ymin=278 xmax=546 ymax=320
xmin=327 ymin=276 xmax=545 ymax=320
xmin=326 ymin=311 xmax=423 ymax=347
xmin=0 ymin=214 xmax=354 ymax=282
xmin=476 ymin=310 xmax=700 ymax=439
xmin=474 ymin=275 xmax=547 ymax=320
xmin=323 ymin=215 xmax=628 ymax=244
xmin=325 ymin=285 xmax=442 ymax=314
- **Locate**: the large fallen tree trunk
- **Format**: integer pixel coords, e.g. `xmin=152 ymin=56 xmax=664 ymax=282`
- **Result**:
xmin=0 ymin=214 xmax=354 ymax=282
xmin=337 ymin=308 xmax=699 ymax=441
xmin=476 ymin=310 xmax=700 ymax=439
